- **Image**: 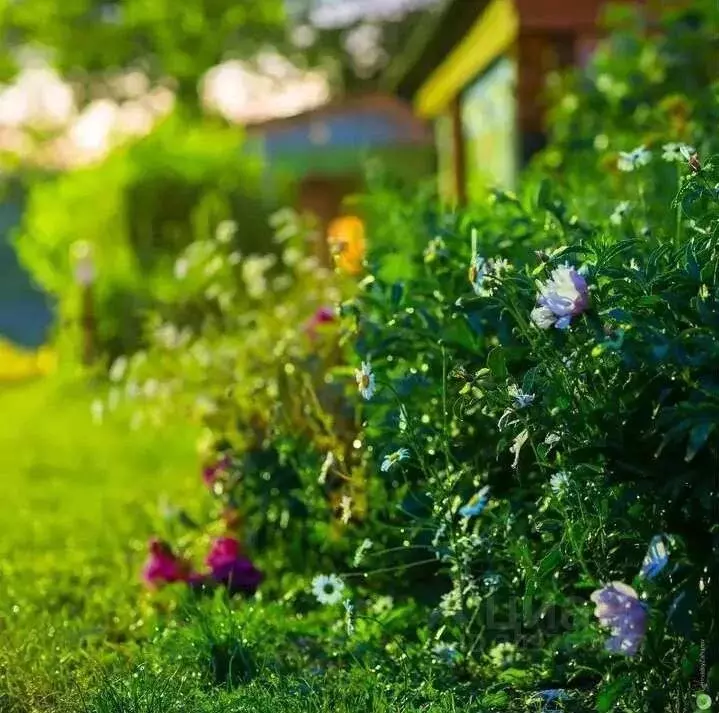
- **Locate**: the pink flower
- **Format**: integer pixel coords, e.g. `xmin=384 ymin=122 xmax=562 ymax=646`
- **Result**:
xmin=202 ymin=454 xmax=231 ymax=488
xmin=142 ymin=538 xmax=194 ymax=588
xmin=305 ymin=306 xmax=335 ymax=340
xmin=206 ymin=537 xmax=263 ymax=595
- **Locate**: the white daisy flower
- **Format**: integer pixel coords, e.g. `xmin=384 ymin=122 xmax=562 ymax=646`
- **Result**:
xmin=381 ymin=448 xmax=410 ymax=472
xmin=311 ymin=574 xmax=345 ymax=605
xmin=617 ymin=146 xmax=651 ymax=172
xmin=371 ymin=595 xmax=394 ymax=615
xmin=355 ymin=361 xmax=376 ymax=400
xmin=550 ymin=471 xmax=570 ymax=493
xmin=662 ymin=142 xmax=695 ymax=163
xmin=489 ymin=642 xmax=518 ymax=668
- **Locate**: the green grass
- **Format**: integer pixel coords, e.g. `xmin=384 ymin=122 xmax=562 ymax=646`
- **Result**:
xmin=0 ymin=377 xmax=199 ymax=712
xmin=0 ymin=379 xmax=478 ymax=713
xmin=0 ymin=378 xmax=571 ymax=713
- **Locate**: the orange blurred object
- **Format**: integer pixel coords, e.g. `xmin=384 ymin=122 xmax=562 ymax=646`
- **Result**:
xmin=327 ymin=215 xmax=366 ymax=275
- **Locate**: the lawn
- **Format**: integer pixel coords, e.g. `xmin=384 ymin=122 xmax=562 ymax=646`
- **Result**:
xmin=0 ymin=377 xmax=199 ymax=712
xmin=0 ymin=378 xmax=471 ymax=713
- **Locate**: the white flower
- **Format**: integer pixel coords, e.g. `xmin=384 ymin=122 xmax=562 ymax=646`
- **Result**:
xmin=468 ymin=254 xmax=491 ymax=296
xmin=353 ymin=538 xmax=373 ymax=567
xmin=311 ymin=574 xmax=345 ymax=605
xmin=355 ymin=361 xmax=376 ymax=400
xmin=319 ymin=452 xmax=335 ymax=485
xmin=610 ymin=201 xmax=631 ymax=226
xmin=371 ymin=595 xmax=394 ymax=615
xmin=617 ymin=146 xmax=651 ymax=172
xmin=662 ymin=142 xmax=695 ymax=163
xmin=381 ymin=448 xmax=409 ymax=472
xmin=489 ymin=642 xmax=518 ymax=668
xmin=531 ymin=305 xmax=557 ymax=330
xmin=510 ymin=429 xmax=529 ymax=469
xmin=339 ymin=495 xmax=352 ymax=524
xmin=468 ymin=255 xmax=510 ymax=296
xmin=508 ymin=384 xmax=534 ymax=409
xmin=533 ymin=263 xmax=590 ymax=330
xmin=550 ymin=471 xmax=570 ymax=493
xmin=544 ymin=432 xmax=561 ymax=446
xmin=439 ymin=587 xmax=462 ymax=618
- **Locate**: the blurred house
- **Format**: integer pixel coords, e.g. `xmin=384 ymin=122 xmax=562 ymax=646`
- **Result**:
xmin=384 ymin=0 xmax=623 ymax=203
xmin=247 ymin=93 xmax=434 ymax=264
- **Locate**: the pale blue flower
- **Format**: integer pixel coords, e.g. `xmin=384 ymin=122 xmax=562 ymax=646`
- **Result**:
xmin=381 ymin=448 xmax=409 ymax=472
xmin=639 ymin=535 xmax=669 ymax=580
xmin=459 ymin=485 xmax=490 ymax=518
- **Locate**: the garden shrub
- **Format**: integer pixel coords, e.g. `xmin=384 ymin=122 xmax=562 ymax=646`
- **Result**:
xmin=103 ymin=3 xmax=719 ymax=710
xmin=14 ymin=115 xmax=285 ymax=359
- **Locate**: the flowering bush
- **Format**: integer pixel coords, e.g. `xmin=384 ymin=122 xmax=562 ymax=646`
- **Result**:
xmin=97 ymin=5 xmax=719 ymax=710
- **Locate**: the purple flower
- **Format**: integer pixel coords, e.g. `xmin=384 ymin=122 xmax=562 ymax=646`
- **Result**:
xmin=206 ymin=537 xmax=263 ymax=595
xmin=532 ymin=264 xmax=589 ymax=330
xmin=590 ymin=581 xmax=647 ymax=656
xmin=142 ymin=538 xmax=196 ymax=588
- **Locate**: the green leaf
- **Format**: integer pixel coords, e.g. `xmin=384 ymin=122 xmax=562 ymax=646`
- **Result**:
xmin=597 ymin=676 xmax=632 ymax=712
xmin=487 ymin=347 xmax=508 ymax=379
xmin=685 ymin=422 xmax=716 ymax=462
xmin=538 ymin=549 xmax=562 ymax=580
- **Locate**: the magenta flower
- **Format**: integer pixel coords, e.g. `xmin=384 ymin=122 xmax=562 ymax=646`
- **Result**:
xmin=533 ymin=264 xmax=589 ymax=330
xmin=202 ymin=454 xmax=231 ymax=488
xmin=206 ymin=537 xmax=263 ymax=595
xmin=305 ymin=306 xmax=336 ymax=340
xmin=590 ymin=582 xmax=648 ymax=656
xmin=142 ymin=538 xmax=194 ymax=588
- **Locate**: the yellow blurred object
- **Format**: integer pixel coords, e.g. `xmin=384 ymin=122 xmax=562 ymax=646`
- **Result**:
xmin=0 ymin=338 xmax=57 ymax=382
xmin=327 ymin=216 xmax=366 ymax=275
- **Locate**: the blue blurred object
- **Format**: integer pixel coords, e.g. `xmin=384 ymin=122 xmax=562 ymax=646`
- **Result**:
xmin=0 ymin=187 xmax=53 ymax=348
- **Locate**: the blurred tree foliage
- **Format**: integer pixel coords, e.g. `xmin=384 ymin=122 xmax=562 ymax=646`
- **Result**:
xmin=0 ymin=0 xmax=433 ymax=105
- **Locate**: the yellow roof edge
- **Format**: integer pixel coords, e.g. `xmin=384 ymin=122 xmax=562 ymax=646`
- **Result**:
xmin=414 ymin=0 xmax=520 ymax=119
